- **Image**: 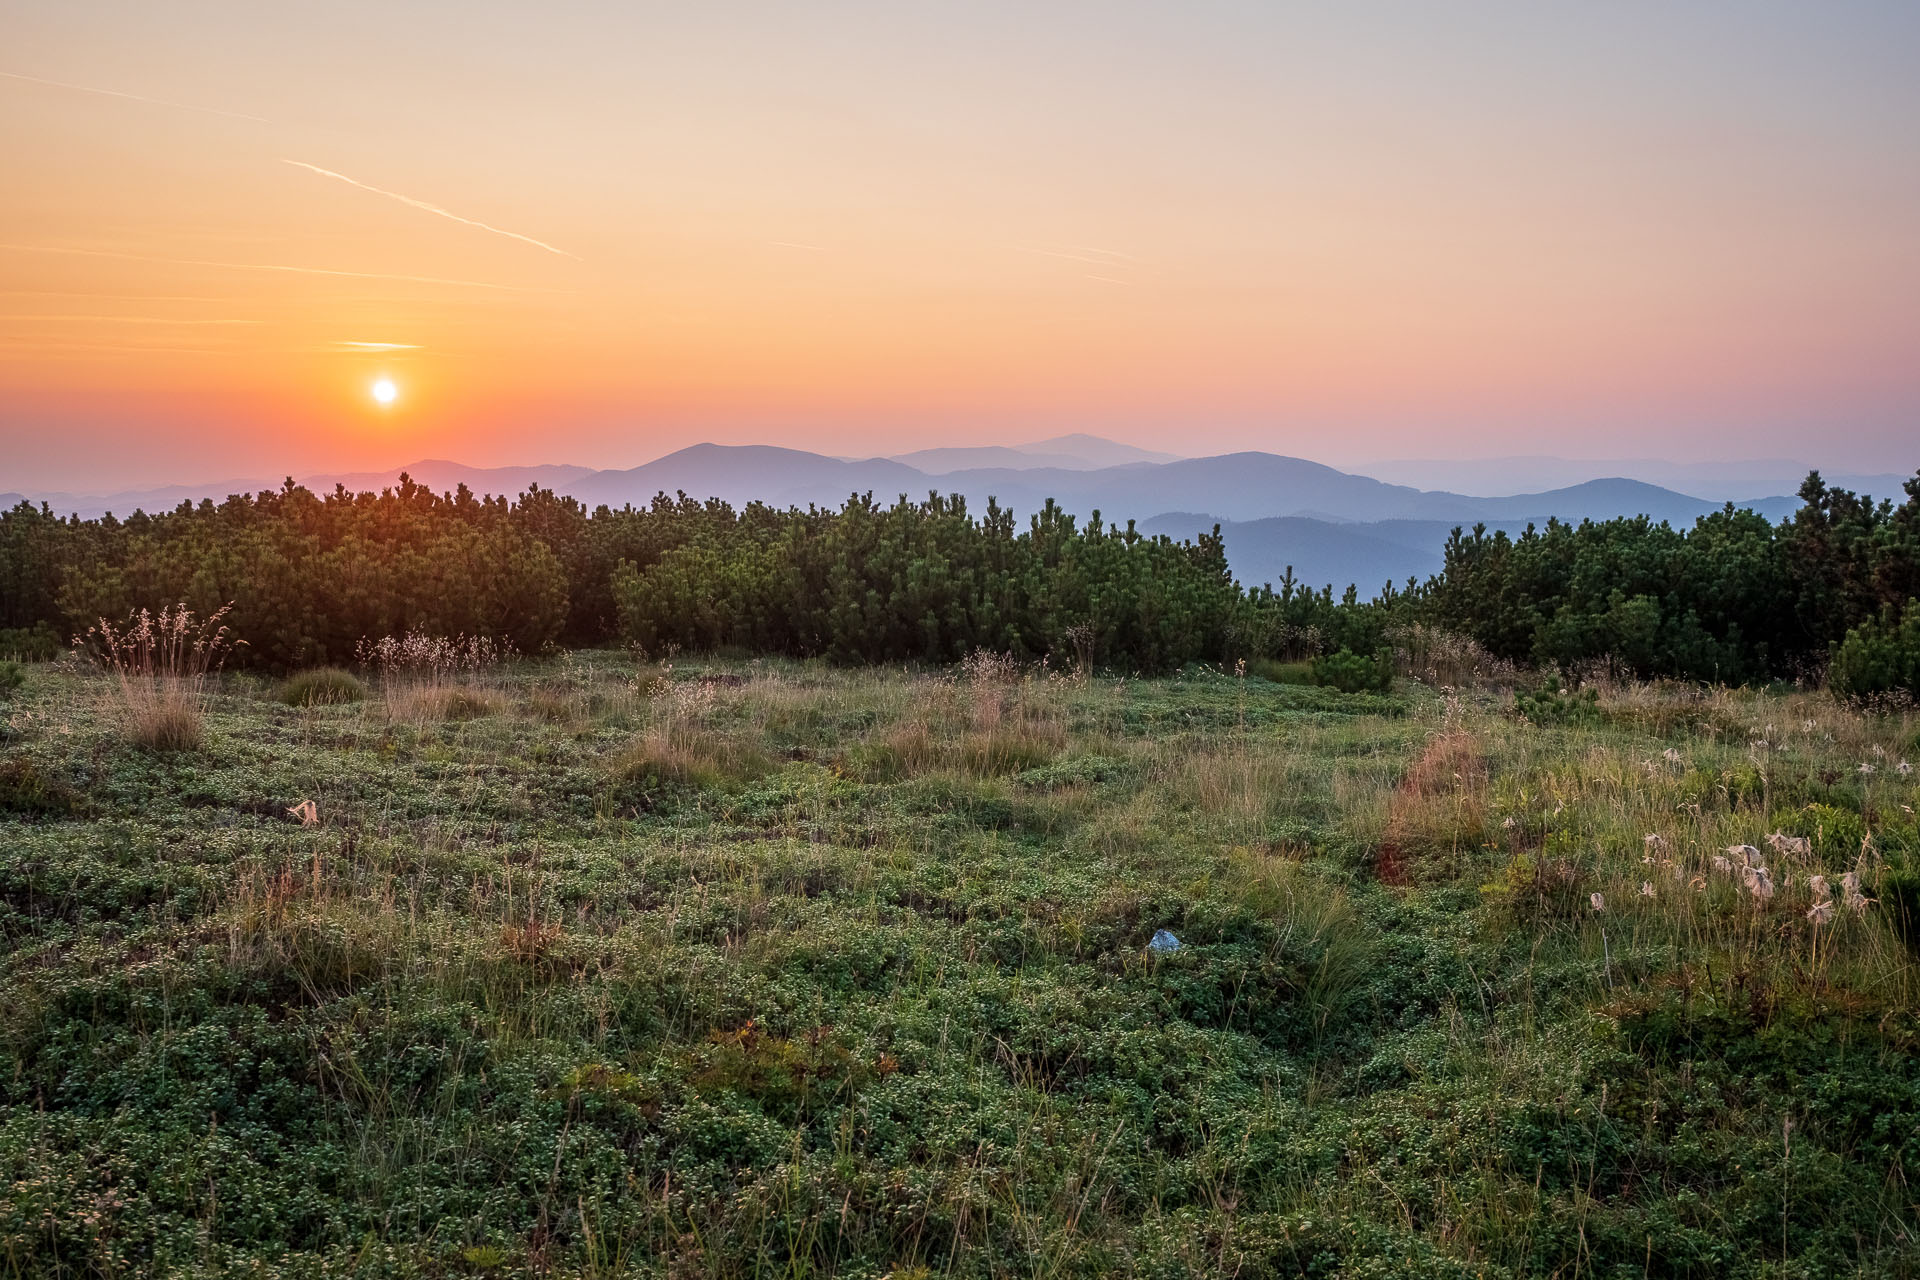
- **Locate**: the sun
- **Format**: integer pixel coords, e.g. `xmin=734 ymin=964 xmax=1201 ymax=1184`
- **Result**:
xmin=370 ymin=378 xmax=398 ymax=406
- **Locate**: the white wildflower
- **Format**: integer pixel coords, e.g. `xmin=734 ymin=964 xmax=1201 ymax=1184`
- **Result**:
xmin=1711 ymin=854 xmax=1733 ymax=874
xmin=1807 ymin=899 xmax=1835 ymax=924
xmin=1644 ymin=833 xmax=1667 ymax=850
xmin=1807 ymin=874 xmax=1829 ymax=902
xmin=1742 ymin=865 xmax=1775 ymax=900
xmin=1590 ymin=892 xmax=1605 ymax=912
xmin=1640 ymin=881 xmax=1655 ymax=898
xmin=1859 ymin=762 xmax=1876 ymax=776
xmin=1663 ymin=748 xmax=1683 ymax=764
xmin=1898 ymin=760 xmax=1913 ymax=776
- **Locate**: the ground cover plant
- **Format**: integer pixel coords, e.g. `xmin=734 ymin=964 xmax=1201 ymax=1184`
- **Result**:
xmin=3 ymin=645 xmax=1919 ymax=1277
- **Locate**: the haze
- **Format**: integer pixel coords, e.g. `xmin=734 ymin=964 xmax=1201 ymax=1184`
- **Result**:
xmin=4 ymin=1 xmax=1918 ymax=492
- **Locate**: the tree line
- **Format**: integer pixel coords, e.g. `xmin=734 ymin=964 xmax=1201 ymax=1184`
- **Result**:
xmin=2 ymin=469 xmax=1916 ymax=690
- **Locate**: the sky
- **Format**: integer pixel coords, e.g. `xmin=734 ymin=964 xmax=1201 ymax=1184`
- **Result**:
xmin=3 ymin=1 xmax=1918 ymax=491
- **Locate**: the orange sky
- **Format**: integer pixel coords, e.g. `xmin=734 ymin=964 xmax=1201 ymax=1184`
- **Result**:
xmin=4 ymin=2 xmax=1918 ymax=490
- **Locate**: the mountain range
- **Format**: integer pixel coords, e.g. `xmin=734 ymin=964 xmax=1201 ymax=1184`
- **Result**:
xmin=7 ymin=435 xmax=1901 ymax=596
xmin=1351 ymin=455 xmax=1911 ymax=503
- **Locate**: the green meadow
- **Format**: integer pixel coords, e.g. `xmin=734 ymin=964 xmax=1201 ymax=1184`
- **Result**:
xmin=3 ymin=653 xmax=1919 ymax=1277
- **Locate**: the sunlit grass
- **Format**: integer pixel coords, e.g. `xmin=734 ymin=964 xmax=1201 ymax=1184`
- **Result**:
xmin=0 ymin=652 xmax=1916 ymax=1275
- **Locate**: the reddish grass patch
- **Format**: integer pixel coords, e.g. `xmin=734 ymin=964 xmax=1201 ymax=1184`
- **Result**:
xmin=1376 ymin=730 xmax=1487 ymax=886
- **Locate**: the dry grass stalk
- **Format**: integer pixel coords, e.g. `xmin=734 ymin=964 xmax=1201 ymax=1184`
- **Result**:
xmin=76 ymin=602 xmax=239 ymax=750
xmin=358 ymin=631 xmax=512 ymax=723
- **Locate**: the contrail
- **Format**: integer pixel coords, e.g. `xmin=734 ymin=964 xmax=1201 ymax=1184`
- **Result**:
xmin=0 ymin=243 xmax=545 ymax=291
xmin=0 ymin=69 xmax=268 ymax=122
xmin=334 ymin=341 xmax=422 ymax=350
xmin=1017 ymin=245 xmax=1139 ymax=268
xmin=280 ymin=160 xmax=579 ymax=259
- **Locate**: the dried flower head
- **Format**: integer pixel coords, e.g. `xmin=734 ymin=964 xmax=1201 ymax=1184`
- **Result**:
xmin=356 ymin=631 xmax=511 ymax=678
xmin=1766 ymin=832 xmax=1810 ymax=859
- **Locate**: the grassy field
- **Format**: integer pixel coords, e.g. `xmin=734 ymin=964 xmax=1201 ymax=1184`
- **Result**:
xmin=2 ymin=652 xmax=1919 ymax=1278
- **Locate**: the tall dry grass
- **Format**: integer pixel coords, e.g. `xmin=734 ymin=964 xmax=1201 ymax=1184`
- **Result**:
xmin=76 ymin=602 xmax=239 ymax=750
xmin=615 ymin=677 xmax=771 ymax=788
xmin=1388 ymin=623 xmax=1518 ymax=690
xmin=358 ymin=631 xmax=511 ymax=723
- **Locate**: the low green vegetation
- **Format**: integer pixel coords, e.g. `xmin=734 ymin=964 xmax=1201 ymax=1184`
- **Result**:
xmin=3 ymin=650 xmax=1919 ymax=1276
xmin=1307 ymin=646 xmax=1395 ymax=694
xmin=1511 ymin=674 xmax=1602 ymax=726
xmin=275 ymin=667 xmax=368 ymax=707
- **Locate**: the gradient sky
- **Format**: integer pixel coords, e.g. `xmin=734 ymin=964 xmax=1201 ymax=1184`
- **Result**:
xmin=3 ymin=1 xmax=1918 ymax=490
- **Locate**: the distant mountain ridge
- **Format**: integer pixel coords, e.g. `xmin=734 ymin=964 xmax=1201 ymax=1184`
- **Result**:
xmin=11 ymin=436 xmax=1843 ymax=596
xmin=1352 ymin=454 xmax=1911 ymax=504
xmin=890 ymin=433 xmax=1180 ymax=473
xmin=1142 ymin=513 xmax=1517 ymax=596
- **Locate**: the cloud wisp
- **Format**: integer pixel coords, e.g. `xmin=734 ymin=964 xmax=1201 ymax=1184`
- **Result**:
xmin=333 ymin=341 xmax=423 ymax=350
xmin=280 ymin=160 xmax=579 ymax=260
xmin=0 ymin=315 xmax=260 ymax=325
xmin=0 ymin=69 xmax=268 ymax=122
xmin=0 ymin=243 xmax=547 ymax=292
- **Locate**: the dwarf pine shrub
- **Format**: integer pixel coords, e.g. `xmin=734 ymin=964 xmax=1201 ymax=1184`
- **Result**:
xmin=1829 ymin=599 xmax=1920 ymax=699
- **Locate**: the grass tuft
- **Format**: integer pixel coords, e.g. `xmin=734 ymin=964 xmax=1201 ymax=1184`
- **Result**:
xmin=276 ymin=666 xmax=368 ymax=706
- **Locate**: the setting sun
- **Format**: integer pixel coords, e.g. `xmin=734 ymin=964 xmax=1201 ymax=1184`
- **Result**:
xmin=370 ymin=378 xmax=398 ymax=406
